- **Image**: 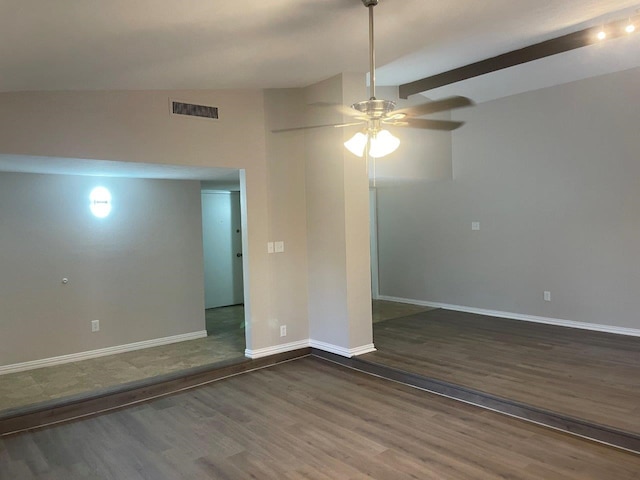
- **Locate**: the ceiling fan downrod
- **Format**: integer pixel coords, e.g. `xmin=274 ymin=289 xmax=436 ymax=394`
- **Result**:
xmin=362 ymin=0 xmax=379 ymax=100
xmin=351 ymin=0 xmax=396 ymax=124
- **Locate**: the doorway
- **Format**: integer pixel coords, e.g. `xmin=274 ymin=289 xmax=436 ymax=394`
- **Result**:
xmin=201 ymin=191 xmax=244 ymax=308
xmin=201 ymin=190 xmax=245 ymax=339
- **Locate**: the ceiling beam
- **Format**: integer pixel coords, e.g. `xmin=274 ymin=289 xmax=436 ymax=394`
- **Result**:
xmin=399 ymin=15 xmax=639 ymax=99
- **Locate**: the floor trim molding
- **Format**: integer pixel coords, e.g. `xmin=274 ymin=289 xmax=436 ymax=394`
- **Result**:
xmin=311 ymin=350 xmax=640 ymax=454
xmin=245 ymin=340 xmax=310 ymax=359
xmin=248 ymin=340 xmax=376 ymax=359
xmin=378 ymin=295 xmax=640 ymax=338
xmin=309 ymin=340 xmax=376 ymax=358
xmin=0 ymin=330 xmax=208 ymax=376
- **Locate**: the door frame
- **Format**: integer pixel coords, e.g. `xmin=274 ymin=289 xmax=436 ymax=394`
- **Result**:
xmin=369 ymin=187 xmax=380 ymax=300
xmin=200 ymin=189 xmax=244 ymax=308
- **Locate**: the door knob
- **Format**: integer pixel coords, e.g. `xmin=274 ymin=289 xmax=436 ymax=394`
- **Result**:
xmin=236 ymin=253 xmax=243 ymax=258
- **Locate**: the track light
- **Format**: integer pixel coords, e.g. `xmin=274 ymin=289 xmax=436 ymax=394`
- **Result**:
xmin=592 ymin=14 xmax=638 ymax=43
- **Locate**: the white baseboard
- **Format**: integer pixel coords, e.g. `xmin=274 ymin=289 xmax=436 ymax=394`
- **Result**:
xmin=0 ymin=330 xmax=208 ymax=376
xmin=309 ymin=340 xmax=376 ymax=358
xmin=378 ymin=295 xmax=640 ymax=338
xmin=246 ymin=339 xmax=376 ymax=360
xmin=349 ymin=343 xmax=377 ymax=356
xmin=245 ymin=340 xmax=310 ymax=359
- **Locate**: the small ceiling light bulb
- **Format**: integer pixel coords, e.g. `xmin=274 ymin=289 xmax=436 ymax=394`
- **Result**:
xmin=597 ymin=30 xmax=607 ymax=40
xmin=625 ymin=23 xmax=635 ymax=33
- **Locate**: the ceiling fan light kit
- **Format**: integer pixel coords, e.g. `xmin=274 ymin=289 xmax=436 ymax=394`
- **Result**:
xmin=344 ymin=129 xmax=400 ymax=158
xmin=342 ymin=0 xmax=472 ymax=159
xmin=272 ymin=0 xmax=473 ymax=162
xmin=344 ymin=0 xmax=400 ymax=159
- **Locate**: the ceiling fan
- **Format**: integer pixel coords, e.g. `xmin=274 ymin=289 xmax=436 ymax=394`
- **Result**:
xmin=272 ymin=0 xmax=473 ymax=159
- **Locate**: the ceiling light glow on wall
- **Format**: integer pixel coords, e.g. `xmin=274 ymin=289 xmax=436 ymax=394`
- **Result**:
xmin=90 ymin=187 xmax=112 ymax=218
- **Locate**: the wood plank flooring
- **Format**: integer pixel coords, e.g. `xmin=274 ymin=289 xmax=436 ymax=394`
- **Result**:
xmin=2 ymin=357 xmax=639 ymax=479
xmin=0 ymin=349 xmax=310 ymax=436
xmin=0 ymin=306 xmax=246 ymax=413
xmin=372 ymin=300 xmax=433 ymax=323
xmin=364 ymin=309 xmax=640 ymax=434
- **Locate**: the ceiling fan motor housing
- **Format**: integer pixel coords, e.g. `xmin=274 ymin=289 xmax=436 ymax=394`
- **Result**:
xmin=361 ymin=0 xmax=379 ymax=6
xmin=351 ymin=98 xmax=396 ymax=118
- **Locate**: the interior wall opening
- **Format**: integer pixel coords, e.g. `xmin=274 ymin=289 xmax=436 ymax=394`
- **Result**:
xmin=0 ymin=158 xmax=250 ymax=415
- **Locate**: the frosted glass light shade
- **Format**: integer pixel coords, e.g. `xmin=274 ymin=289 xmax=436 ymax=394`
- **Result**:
xmin=369 ymin=130 xmax=400 ymax=158
xmin=344 ymin=132 xmax=368 ymax=157
xmin=344 ymin=130 xmax=400 ymax=158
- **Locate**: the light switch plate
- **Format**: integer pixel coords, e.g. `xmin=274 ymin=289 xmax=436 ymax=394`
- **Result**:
xmin=267 ymin=242 xmax=274 ymax=254
xmin=472 ymin=222 xmax=480 ymax=231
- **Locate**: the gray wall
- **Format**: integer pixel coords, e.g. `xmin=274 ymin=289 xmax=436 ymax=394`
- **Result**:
xmin=371 ymin=86 xmax=453 ymax=185
xmin=377 ymin=66 xmax=640 ymax=330
xmin=0 ymin=83 xmax=376 ymax=361
xmin=263 ymin=88 xmax=310 ymax=344
xmin=0 ymin=89 xmax=276 ymax=354
xmin=303 ymin=73 xmax=374 ymax=351
xmin=0 ymin=172 xmax=205 ymax=365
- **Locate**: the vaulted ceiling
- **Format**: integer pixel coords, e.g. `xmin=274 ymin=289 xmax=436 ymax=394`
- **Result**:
xmin=1 ymin=0 xmax=638 ymax=93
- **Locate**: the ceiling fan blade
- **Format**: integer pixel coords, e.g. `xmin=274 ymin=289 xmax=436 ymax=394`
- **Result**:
xmin=271 ymin=121 xmax=364 ymax=133
xmin=394 ymin=96 xmax=473 ymax=117
xmin=400 ymin=118 xmax=465 ymax=131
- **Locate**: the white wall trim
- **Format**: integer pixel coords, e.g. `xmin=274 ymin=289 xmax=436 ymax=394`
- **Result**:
xmin=349 ymin=343 xmax=377 ymax=356
xmin=2 ymin=333 xmax=377 ymax=375
xmin=378 ymin=295 xmax=640 ymax=338
xmin=309 ymin=340 xmax=376 ymax=358
xmin=245 ymin=340 xmax=310 ymax=359
xmin=0 ymin=330 xmax=208 ymax=376
xmin=246 ymin=339 xmax=377 ymax=359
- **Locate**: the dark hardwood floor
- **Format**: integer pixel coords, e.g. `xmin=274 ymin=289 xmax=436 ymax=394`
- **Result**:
xmin=364 ymin=308 xmax=640 ymax=434
xmin=2 ymin=357 xmax=639 ymax=479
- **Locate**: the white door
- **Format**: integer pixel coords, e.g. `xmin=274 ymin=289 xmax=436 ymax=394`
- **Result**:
xmin=201 ymin=191 xmax=244 ymax=309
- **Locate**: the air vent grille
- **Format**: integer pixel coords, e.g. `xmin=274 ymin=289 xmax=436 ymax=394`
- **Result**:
xmin=171 ymin=101 xmax=219 ymax=120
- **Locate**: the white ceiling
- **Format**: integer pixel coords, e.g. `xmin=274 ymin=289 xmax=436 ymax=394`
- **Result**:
xmin=1 ymin=0 xmax=638 ymax=180
xmin=1 ymin=0 xmax=638 ymax=93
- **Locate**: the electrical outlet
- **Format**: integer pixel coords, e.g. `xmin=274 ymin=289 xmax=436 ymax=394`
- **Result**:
xmin=544 ymin=291 xmax=551 ymax=302
xmin=280 ymin=325 xmax=287 ymax=337
xmin=472 ymin=222 xmax=480 ymax=231
xmin=275 ymin=241 xmax=285 ymax=253
xmin=91 ymin=319 xmax=100 ymax=332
